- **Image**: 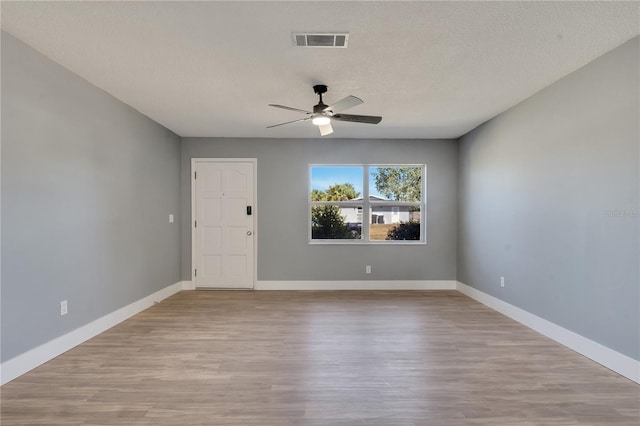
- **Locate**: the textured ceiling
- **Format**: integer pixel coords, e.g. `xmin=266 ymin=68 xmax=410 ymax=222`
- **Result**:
xmin=1 ymin=1 xmax=638 ymax=139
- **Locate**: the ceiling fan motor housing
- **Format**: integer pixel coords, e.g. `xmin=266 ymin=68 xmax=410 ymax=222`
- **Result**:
xmin=313 ymin=103 xmax=329 ymax=114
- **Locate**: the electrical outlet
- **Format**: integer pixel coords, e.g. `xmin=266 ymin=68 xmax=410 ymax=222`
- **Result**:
xmin=500 ymin=276 xmax=505 ymax=288
xmin=366 ymin=265 xmax=371 ymax=274
xmin=169 ymin=214 xmax=175 ymax=223
xmin=60 ymin=300 xmax=68 ymax=316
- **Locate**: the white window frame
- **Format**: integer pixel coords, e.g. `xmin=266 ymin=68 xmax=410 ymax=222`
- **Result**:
xmin=309 ymin=164 xmax=427 ymax=245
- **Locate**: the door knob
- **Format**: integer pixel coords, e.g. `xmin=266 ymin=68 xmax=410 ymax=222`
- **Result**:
xmin=247 ymin=231 xmax=253 ymax=236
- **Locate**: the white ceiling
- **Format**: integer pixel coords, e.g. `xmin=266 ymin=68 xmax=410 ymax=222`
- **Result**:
xmin=2 ymin=1 xmax=638 ymax=139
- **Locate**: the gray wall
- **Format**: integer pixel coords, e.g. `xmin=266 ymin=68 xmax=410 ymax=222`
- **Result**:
xmin=181 ymin=138 xmax=457 ymax=281
xmin=458 ymin=37 xmax=639 ymax=360
xmin=1 ymin=33 xmax=182 ymax=362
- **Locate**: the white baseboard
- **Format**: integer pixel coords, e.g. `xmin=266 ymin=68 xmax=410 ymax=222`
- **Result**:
xmin=456 ymin=281 xmax=640 ymax=384
xmin=181 ymin=280 xmax=195 ymax=290
xmin=255 ymin=280 xmax=457 ymax=290
xmin=0 ymin=280 xmax=188 ymax=386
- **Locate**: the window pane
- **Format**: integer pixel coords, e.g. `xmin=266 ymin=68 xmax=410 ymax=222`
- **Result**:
xmin=311 ymin=166 xmax=363 ymax=201
xmin=369 ymin=166 xmax=422 ymax=201
xmin=370 ymin=206 xmax=421 ymax=241
xmin=311 ymin=205 xmax=362 ymax=240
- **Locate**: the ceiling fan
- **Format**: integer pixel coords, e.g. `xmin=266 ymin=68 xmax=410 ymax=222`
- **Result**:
xmin=267 ymin=84 xmax=382 ymax=136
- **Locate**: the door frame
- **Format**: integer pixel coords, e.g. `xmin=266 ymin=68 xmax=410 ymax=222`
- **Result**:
xmin=191 ymin=158 xmax=258 ymax=289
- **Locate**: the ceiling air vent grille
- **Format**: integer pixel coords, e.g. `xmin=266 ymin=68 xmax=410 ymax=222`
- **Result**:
xmin=293 ymin=33 xmax=349 ymax=48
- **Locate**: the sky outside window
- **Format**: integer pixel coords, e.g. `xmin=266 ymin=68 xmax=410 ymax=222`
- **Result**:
xmin=310 ymin=166 xmax=385 ymax=199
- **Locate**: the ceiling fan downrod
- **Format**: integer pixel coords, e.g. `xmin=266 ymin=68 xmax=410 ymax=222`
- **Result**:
xmin=313 ymin=84 xmax=328 ymax=112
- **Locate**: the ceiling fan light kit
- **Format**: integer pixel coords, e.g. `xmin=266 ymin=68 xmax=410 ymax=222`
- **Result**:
xmin=267 ymin=84 xmax=382 ymax=136
xmin=312 ymin=116 xmax=331 ymax=125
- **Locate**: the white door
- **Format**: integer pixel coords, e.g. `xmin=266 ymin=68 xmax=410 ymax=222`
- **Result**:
xmin=193 ymin=160 xmax=255 ymax=289
xmin=391 ymin=206 xmax=400 ymax=223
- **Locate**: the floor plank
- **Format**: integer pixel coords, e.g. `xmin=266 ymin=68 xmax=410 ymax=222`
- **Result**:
xmin=2 ymin=290 xmax=638 ymax=425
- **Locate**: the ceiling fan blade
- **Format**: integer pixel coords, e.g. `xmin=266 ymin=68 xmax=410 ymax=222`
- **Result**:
xmin=319 ymin=122 xmax=333 ymax=136
xmin=324 ymin=95 xmax=363 ymax=113
xmin=268 ymin=104 xmax=312 ymax=114
xmin=266 ymin=117 xmax=311 ymax=128
xmin=332 ymin=114 xmax=382 ymax=124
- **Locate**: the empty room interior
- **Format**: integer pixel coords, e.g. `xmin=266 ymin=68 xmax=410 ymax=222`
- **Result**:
xmin=1 ymin=1 xmax=639 ymax=425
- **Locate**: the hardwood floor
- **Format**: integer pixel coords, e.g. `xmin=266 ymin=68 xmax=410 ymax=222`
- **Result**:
xmin=1 ymin=290 xmax=638 ymax=425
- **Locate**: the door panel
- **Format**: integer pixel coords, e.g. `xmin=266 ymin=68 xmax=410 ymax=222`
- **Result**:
xmin=202 ymin=198 xmax=222 ymax=225
xmin=225 ymin=198 xmax=248 ymax=225
xmin=194 ymin=161 xmax=255 ymax=289
xmin=202 ymin=228 xmax=221 ymax=252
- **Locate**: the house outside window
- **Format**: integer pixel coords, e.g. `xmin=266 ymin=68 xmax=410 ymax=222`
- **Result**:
xmin=309 ymin=165 xmax=426 ymax=244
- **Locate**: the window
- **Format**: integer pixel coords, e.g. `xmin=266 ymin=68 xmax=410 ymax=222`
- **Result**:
xmin=309 ymin=165 xmax=426 ymax=243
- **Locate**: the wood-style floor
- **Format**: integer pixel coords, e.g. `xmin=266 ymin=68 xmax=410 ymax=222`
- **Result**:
xmin=1 ymin=291 xmax=638 ymax=425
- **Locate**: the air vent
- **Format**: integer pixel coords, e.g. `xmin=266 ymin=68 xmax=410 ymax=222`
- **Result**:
xmin=293 ymin=33 xmax=349 ymax=48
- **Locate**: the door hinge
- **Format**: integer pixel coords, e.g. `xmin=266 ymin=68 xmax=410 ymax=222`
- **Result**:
xmin=195 ymin=269 xmax=197 ymax=277
xmin=194 ymin=171 xmax=197 ymax=180
xmin=194 ymin=220 xmax=197 ymax=228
